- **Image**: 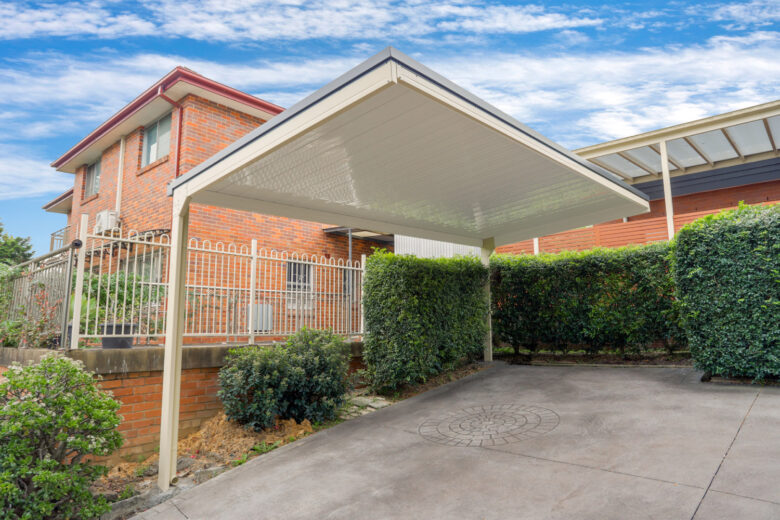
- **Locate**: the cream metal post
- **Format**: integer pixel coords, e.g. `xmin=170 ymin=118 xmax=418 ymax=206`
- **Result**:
xmin=158 ymin=192 xmax=191 ymax=491
xmin=248 ymin=239 xmax=258 ymax=344
xmin=659 ymin=140 xmax=675 ymax=239
xmin=533 ymin=237 xmax=540 ymax=255
xmin=69 ymin=214 xmax=89 ymax=350
xmin=481 ymin=237 xmax=495 ymax=362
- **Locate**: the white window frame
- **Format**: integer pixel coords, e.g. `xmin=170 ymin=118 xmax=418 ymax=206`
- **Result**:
xmin=286 ymin=261 xmax=314 ymax=310
xmin=85 ymin=158 xmax=101 ymax=197
xmin=142 ymin=112 xmax=172 ymax=166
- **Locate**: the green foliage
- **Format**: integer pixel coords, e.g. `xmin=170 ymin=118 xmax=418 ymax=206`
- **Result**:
xmin=673 ymin=203 xmax=780 ymax=379
xmin=0 ymin=221 xmax=34 ymax=267
xmin=491 ymin=243 xmax=682 ymax=355
xmin=362 ymin=251 xmax=489 ymax=391
xmin=0 ymin=355 xmax=123 ymax=520
xmin=252 ymin=441 xmax=281 ymax=455
xmin=218 ymin=328 xmax=351 ymax=431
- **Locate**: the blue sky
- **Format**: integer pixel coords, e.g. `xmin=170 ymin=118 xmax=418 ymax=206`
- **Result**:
xmin=1 ymin=0 xmax=778 ymax=254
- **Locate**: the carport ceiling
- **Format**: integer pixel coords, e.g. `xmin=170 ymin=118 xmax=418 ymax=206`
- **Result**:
xmin=170 ymin=47 xmax=649 ymax=247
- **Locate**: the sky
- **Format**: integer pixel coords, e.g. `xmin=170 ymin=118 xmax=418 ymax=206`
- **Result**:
xmin=0 ymin=0 xmax=778 ymax=255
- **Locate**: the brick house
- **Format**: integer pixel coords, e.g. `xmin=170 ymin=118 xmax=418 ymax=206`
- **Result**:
xmin=43 ymin=67 xmax=387 ymax=264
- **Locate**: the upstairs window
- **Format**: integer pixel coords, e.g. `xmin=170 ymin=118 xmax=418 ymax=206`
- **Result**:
xmin=142 ymin=112 xmax=172 ymax=166
xmin=85 ymin=158 xmax=101 ymax=197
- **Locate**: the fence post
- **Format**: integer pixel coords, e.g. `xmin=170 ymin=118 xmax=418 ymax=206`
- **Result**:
xmin=360 ymin=253 xmax=366 ymax=335
xmin=248 ymin=239 xmax=257 ymax=344
xmin=69 ymin=214 xmax=89 ymax=350
xmin=59 ymin=247 xmax=75 ymax=349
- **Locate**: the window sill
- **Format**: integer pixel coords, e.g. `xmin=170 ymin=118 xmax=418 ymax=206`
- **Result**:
xmin=82 ymin=193 xmax=99 ymax=205
xmin=137 ymin=155 xmax=169 ymax=176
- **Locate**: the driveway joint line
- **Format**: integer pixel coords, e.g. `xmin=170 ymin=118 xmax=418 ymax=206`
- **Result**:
xmin=690 ymin=389 xmax=761 ymax=520
xmin=709 ymin=488 xmax=780 ymax=507
xmin=479 ymin=445 xmax=704 ymax=491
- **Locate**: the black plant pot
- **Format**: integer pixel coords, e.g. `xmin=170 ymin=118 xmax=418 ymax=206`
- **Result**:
xmin=100 ymin=323 xmax=136 ymax=349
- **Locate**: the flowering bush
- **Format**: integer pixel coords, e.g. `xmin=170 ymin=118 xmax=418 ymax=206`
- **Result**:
xmin=0 ymin=355 xmax=123 ymax=519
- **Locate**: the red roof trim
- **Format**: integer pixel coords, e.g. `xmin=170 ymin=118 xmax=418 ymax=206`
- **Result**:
xmin=51 ymin=67 xmax=284 ymax=169
xmin=42 ymin=188 xmax=74 ymax=210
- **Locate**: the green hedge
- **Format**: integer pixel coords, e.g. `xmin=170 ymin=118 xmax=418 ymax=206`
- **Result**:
xmin=491 ymin=243 xmax=682 ymax=354
xmin=218 ymin=328 xmax=351 ymax=431
xmin=673 ymin=203 xmax=780 ymax=379
xmin=362 ymin=251 xmax=488 ymax=391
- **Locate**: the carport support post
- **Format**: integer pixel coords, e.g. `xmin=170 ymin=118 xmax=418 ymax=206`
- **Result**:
xmin=481 ymin=238 xmax=495 ymax=362
xmin=158 ymin=192 xmax=191 ymax=491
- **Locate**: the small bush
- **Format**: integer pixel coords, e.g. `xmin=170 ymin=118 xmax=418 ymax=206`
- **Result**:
xmin=491 ymin=243 xmax=682 ymax=355
xmin=362 ymin=251 xmax=489 ymax=391
xmin=218 ymin=328 xmax=351 ymax=431
xmin=0 ymin=355 xmax=123 ymax=520
xmin=673 ymin=203 xmax=780 ymax=379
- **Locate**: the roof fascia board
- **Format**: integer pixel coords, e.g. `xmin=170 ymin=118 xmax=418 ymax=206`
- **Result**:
xmin=577 ymin=100 xmax=780 ymax=159
xmin=52 ymin=68 xmax=283 ymax=170
xmin=42 ymin=188 xmax=74 ymax=211
xmin=170 ymin=47 xmax=648 ymax=204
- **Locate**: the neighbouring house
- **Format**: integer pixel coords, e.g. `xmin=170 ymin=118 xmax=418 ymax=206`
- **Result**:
xmin=495 ymin=101 xmax=780 ymax=255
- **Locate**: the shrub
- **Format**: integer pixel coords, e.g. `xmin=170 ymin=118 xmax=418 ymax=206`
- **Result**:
xmin=0 ymin=355 xmax=123 ymax=520
xmin=491 ymin=243 xmax=682 ymax=355
xmin=673 ymin=203 xmax=780 ymax=379
xmin=218 ymin=328 xmax=351 ymax=431
xmin=362 ymin=251 xmax=489 ymax=391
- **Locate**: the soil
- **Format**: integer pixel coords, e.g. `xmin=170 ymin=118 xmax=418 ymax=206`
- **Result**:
xmin=495 ymin=351 xmax=692 ymax=367
xmin=94 ymin=413 xmax=313 ymax=499
xmin=384 ymin=362 xmax=487 ymax=401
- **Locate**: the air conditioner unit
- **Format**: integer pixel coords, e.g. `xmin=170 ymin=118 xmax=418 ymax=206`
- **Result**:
xmin=94 ymin=210 xmax=120 ymax=235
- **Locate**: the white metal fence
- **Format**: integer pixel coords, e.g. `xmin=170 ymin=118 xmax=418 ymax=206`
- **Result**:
xmin=28 ymin=225 xmax=364 ymax=349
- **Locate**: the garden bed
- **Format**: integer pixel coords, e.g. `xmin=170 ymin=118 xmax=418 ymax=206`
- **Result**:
xmin=494 ymin=349 xmax=692 ymax=367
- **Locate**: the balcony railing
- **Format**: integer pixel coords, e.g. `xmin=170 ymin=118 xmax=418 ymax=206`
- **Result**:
xmin=49 ymin=225 xmax=73 ymax=252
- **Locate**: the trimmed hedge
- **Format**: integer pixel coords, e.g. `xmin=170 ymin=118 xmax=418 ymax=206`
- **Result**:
xmin=491 ymin=243 xmax=682 ymax=354
xmin=673 ymin=203 xmax=780 ymax=379
xmin=362 ymin=251 xmax=488 ymax=391
xmin=218 ymin=328 xmax=351 ymax=431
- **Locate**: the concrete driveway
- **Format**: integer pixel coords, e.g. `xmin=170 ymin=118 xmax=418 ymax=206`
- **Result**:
xmin=136 ymin=363 xmax=780 ymax=519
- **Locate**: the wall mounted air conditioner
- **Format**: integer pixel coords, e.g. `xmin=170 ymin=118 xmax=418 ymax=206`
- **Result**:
xmin=94 ymin=210 xmax=120 ymax=235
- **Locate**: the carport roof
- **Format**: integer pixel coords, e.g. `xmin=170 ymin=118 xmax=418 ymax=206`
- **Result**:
xmin=169 ymin=47 xmax=649 ymax=247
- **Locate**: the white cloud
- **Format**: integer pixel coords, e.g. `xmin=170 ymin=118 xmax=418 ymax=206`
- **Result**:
xmin=0 ymin=0 xmax=608 ymax=41
xmin=710 ymin=0 xmax=780 ymax=28
xmin=0 ymin=154 xmax=71 ymax=200
xmin=0 ymin=1 xmax=155 ymax=39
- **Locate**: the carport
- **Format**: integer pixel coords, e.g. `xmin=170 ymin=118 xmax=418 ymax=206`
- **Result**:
xmin=157 ymin=47 xmax=649 ymax=490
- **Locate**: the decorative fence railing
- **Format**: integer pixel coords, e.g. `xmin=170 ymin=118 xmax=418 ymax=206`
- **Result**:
xmin=1 ymin=224 xmax=364 ymax=349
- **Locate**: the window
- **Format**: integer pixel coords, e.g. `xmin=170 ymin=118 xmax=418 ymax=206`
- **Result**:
xmin=121 ymin=253 xmax=164 ymax=284
xmin=85 ymin=158 xmax=101 ymax=197
xmin=286 ymin=261 xmax=314 ymax=310
xmin=142 ymin=112 xmax=172 ymax=166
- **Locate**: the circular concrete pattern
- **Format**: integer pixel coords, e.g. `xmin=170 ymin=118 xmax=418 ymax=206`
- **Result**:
xmin=418 ymin=404 xmax=559 ymax=447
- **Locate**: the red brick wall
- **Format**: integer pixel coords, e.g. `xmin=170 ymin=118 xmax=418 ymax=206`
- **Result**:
xmin=100 ymin=368 xmax=221 ymax=461
xmin=496 ymin=180 xmax=780 ymax=255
